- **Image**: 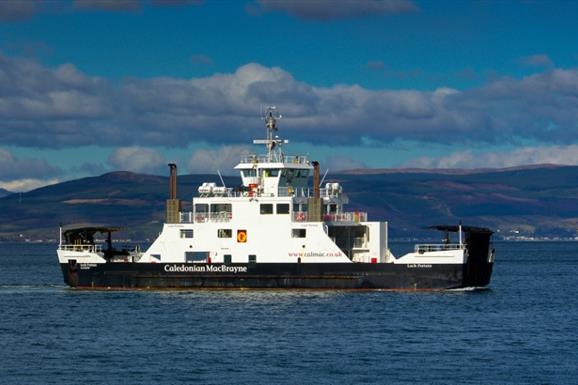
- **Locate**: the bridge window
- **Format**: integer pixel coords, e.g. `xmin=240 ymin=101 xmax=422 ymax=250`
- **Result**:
xmin=260 ymin=204 xmax=273 ymax=214
xmin=292 ymin=229 xmax=306 ymax=238
xmin=180 ymin=229 xmax=194 ymax=238
xmin=218 ymin=229 xmax=232 ymax=238
xmin=195 ymin=204 xmax=208 ymax=213
xmin=248 ymin=254 xmax=257 ymax=263
xmin=243 ymin=169 xmax=257 ymax=177
xmin=210 ymin=203 xmax=232 ymax=220
xmin=277 ymin=203 xmax=290 ymax=214
xmin=211 ymin=203 xmax=232 ymax=214
xmin=263 ymin=169 xmax=279 ymax=177
xmin=295 ymin=170 xmax=310 ymax=178
xmin=282 ymin=169 xmax=295 ymax=179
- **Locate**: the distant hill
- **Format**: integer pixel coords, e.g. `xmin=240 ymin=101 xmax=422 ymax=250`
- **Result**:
xmin=0 ymin=188 xmax=11 ymax=198
xmin=339 ymin=163 xmax=565 ymax=176
xmin=334 ymin=165 xmax=578 ymax=239
xmin=2 ymin=165 xmax=578 ymax=241
xmin=0 ymin=172 xmax=238 ymax=241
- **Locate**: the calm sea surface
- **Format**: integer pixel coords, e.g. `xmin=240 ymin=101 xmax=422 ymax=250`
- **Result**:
xmin=0 ymin=241 xmax=576 ymax=384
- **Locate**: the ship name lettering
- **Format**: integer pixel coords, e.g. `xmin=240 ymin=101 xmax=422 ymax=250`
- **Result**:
xmin=408 ymin=264 xmax=432 ymax=268
xmin=205 ymin=265 xmax=248 ymax=273
xmin=164 ymin=264 xmax=247 ymax=273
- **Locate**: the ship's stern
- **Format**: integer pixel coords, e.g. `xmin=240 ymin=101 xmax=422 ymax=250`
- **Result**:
xmin=462 ymin=229 xmax=495 ymax=287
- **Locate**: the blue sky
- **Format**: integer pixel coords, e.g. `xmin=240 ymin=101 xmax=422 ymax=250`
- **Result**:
xmin=2 ymin=0 xmax=578 ymax=191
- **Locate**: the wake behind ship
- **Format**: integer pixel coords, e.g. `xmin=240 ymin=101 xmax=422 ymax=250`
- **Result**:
xmin=57 ymin=107 xmax=495 ymax=290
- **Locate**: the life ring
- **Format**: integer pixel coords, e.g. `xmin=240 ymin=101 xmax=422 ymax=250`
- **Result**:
xmin=237 ymin=230 xmax=247 ymax=243
xmin=248 ymin=183 xmax=258 ymax=197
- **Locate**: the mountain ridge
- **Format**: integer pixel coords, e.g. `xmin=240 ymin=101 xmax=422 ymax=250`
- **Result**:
xmin=338 ymin=163 xmax=566 ymax=175
xmin=2 ymin=165 xmax=578 ymax=241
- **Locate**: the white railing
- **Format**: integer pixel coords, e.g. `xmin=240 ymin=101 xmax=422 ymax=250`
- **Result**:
xmin=222 ymin=190 xmax=250 ymax=198
xmin=182 ymin=209 xmax=366 ymax=224
xmin=180 ymin=211 xmax=232 ymax=223
xmin=239 ymin=154 xmax=309 ymax=164
xmin=197 ymin=186 xmax=345 ymax=199
xmin=293 ymin=211 xmax=367 ymax=223
xmin=58 ymin=244 xmax=102 ymax=253
xmin=293 ymin=188 xmax=342 ymax=198
xmin=323 ymin=212 xmax=367 ymax=223
xmin=180 ymin=212 xmax=192 ymax=223
xmin=414 ymin=244 xmax=465 ymax=253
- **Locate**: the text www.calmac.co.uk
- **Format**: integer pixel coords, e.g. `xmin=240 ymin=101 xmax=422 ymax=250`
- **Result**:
xmin=288 ymin=252 xmax=341 ymax=257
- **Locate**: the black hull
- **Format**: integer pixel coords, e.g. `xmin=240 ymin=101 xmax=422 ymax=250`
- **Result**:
xmin=62 ymin=261 xmax=493 ymax=290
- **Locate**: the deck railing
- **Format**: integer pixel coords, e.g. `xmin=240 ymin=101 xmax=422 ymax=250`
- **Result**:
xmin=293 ymin=211 xmax=367 ymax=223
xmin=58 ymin=244 xmax=103 ymax=253
xmin=220 ymin=187 xmax=343 ymax=198
xmin=180 ymin=209 xmax=366 ymax=224
xmin=180 ymin=211 xmax=232 ymax=223
xmin=323 ymin=212 xmax=367 ymax=223
xmin=239 ymin=154 xmax=309 ymax=164
xmin=414 ymin=244 xmax=465 ymax=253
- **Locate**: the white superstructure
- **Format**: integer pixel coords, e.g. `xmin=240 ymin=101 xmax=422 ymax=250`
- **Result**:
xmin=58 ymin=107 xmax=468 ymax=267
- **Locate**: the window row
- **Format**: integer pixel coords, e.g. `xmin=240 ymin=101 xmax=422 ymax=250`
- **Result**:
xmin=185 ymin=253 xmax=257 ymax=263
xmin=260 ymin=203 xmax=290 ymax=215
xmin=191 ymin=202 xmax=303 ymax=217
xmin=194 ymin=203 xmax=232 ymax=214
xmin=242 ymin=169 xmax=310 ymax=178
xmin=180 ymin=228 xmax=306 ymax=239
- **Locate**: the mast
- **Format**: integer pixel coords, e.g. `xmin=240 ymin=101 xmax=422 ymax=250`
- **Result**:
xmin=253 ymin=106 xmax=288 ymax=162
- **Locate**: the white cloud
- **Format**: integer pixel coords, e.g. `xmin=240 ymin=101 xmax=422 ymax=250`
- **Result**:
xmin=107 ymin=147 xmax=165 ymax=174
xmin=406 ymin=145 xmax=578 ymax=169
xmin=188 ymin=145 xmax=251 ymax=174
xmin=0 ymin=55 xmax=114 ymax=147
xmin=324 ymin=155 xmax=366 ymax=171
xmin=4 ymin=54 xmax=578 ymax=150
xmin=0 ymin=178 xmax=60 ymax=192
xmin=0 ymin=148 xmax=61 ymax=180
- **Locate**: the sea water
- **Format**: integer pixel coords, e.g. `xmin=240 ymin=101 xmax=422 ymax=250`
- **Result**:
xmin=0 ymin=242 xmax=576 ymax=384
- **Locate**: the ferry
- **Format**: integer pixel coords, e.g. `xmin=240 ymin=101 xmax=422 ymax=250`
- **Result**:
xmin=57 ymin=107 xmax=495 ymax=290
